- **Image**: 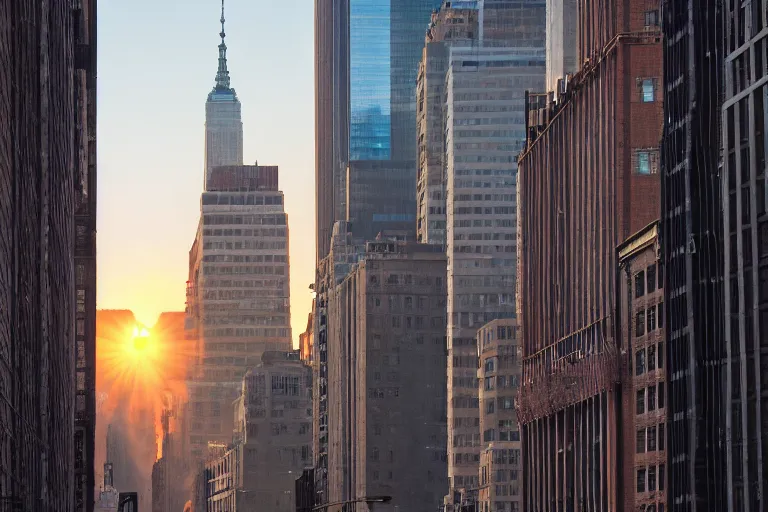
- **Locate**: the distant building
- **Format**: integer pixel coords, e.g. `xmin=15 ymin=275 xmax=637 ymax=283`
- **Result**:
xmin=201 ymin=351 xmax=312 ymax=512
xmin=476 ymin=319 xmax=522 ymax=512
xmin=321 ymin=240 xmax=448 ymax=512
xmin=617 ymin=222 xmax=667 ymax=512
xmin=416 ymin=1 xmax=479 ymax=244
xmin=186 ymin=164 xmax=292 ymax=457
xmin=204 ymin=1 xmax=243 ymax=189
xmin=544 ymin=0 xmax=578 ymax=92
xmin=299 ymin=304 xmax=314 ymax=363
xmin=444 ymin=46 xmax=544 ymax=493
xmin=346 ymin=160 xmax=416 ymax=241
xmin=314 ymin=0 xmax=441 ymax=261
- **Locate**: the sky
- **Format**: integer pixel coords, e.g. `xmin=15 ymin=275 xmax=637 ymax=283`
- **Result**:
xmin=96 ymin=0 xmax=315 ymax=346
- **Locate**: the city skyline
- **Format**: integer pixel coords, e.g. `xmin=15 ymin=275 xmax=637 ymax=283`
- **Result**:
xmin=96 ymin=0 xmax=314 ymax=344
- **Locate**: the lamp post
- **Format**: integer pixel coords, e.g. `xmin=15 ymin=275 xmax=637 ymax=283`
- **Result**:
xmin=312 ymin=495 xmax=392 ymax=512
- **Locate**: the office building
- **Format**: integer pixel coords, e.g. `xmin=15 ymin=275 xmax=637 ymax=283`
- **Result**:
xmin=445 ymin=46 xmax=544 ymax=492
xmin=200 ymin=351 xmax=312 ymax=512
xmin=204 ymin=1 xmax=243 ymax=189
xmin=315 ymin=0 xmax=440 ymax=260
xmin=544 ymin=0 xmax=578 ymax=92
xmin=186 ymin=165 xmax=292 ymax=457
xmin=617 ymin=223 xmax=667 ymax=511
xmin=299 ymin=305 xmax=314 ymax=363
xmin=346 ymin=160 xmax=416 ymax=241
xmin=0 ymin=2 xmax=97 ymax=511
xmin=660 ymin=0 xmax=727 ymax=509
xmin=476 ymin=319 xmax=522 ymax=512
xmin=478 ymin=0 xmax=545 ymax=47
xmin=416 ymin=2 xmax=479 ymax=244
xmin=322 ymin=240 xmax=447 ymax=512
xmin=516 ymin=1 xmax=662 ymax=507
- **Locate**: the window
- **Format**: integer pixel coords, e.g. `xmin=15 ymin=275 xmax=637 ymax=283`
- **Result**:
xmin=635 ymin=271 xmax=646 ymax=297
xmin=659 ymin=423 xmax=665 ymax=451
xmin=648 ymin=465 xmax=657 ymax=491
xmin=658 ymin=303 xmax=664 ymax=328
xmin=647 ymin=264 xmax=657 ymax=292
xmin=637 ymin=389 xmax=646 ymax=414
xmin=648 ymin=426 xmax=657 ymax=451
xmin=637 ymin=151 xmax=651 ymax=174
xmin=486 ymin=400 xmax=495 ymax=414
xmin=636 ymin=349 xmax=646 ymax=375
xmin=647 ymin=307 xmax=657 ymax=333
xmin=658 ymin=382 xmax=665 ymax=409
xmin=645 ymin=9 xmax=659 ymax=26
xmin=648 ymin=385 xmax=657 ymax=411
xmin=636 ymin=429 xmax=646 ymax=453
xmin=642 ymin=79 xmax=655 ymax=102
xmin=636 ymin=311 xmax=646 ymax=337
xmin=659 ymin=464 xmax=665 ymax=491
xmin=657 ymin=342 xmax=664 ymax=368
xmin=637 ymin=468 xmax=646 ymax=492
xmin=648 ymin=344 xmax=656 ymax=371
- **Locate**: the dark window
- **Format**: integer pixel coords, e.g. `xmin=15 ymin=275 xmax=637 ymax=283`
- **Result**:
xmin=648 ymin=344 xmax=657 ymax=371
xmin=636 ymin=429 xmax=646 ymax=453
xmin=636 ymin=311 xmax=646 ymax=337
xmin=657 ymin=342 xmax=664 ymax=368
xmin=637 ymin=468 xmax=646 ymax=492
xmin=648 ymin=385 xmax=657 ymax=411
xmin=636 ymin=349 xmax=646 ymax=375
xmin=648 ymin=465 xmax=657 ymax=491
xmin=647 ymin=264 xmax=657 ymax=292
xmin=645 ymin=9 xmax=659 ymax=26
xmin=648 ymin=426 xmax=657 ymax=451
xmin=658 ymin=262 xmax=664 ymax=288
xmin=637 ymin=388 xmax=646 ymax=414
xmin=659 ymin=423 xmax=665 ymax=451
xmin=658 ymin=382 xmax=665 ymax=409
xmin=658 ymin=303 xmax=664 ymax=328
xmin=659 ymin=464 xmax=665 ymax=491
xmin=635 ymin=271 xmax=646 ymax=297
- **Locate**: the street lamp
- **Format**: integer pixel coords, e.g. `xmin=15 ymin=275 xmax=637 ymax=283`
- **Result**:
xmin=312 ymin=495 xmax=393 ymax=512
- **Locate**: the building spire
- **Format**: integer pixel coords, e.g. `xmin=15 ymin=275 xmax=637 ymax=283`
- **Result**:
xmin=215 ymin=0 xmax=231 ymax=89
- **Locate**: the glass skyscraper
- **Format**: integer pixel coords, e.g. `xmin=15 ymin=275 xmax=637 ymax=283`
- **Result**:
xmin=348 ymin=0 xmax=440 ymax=163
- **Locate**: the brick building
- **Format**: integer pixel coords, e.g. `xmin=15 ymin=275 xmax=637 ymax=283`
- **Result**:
xmin=515 ymin=0 xmax=663 ymax=508
xmin=617 ymin=223 xmax=667 ymax=512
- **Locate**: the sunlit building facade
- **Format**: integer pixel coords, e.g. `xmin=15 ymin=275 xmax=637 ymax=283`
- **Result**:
xmin=187 ymin=165 xmax=292 ymax=458
xmin=445 ymin=46 xmax=544 ymax=492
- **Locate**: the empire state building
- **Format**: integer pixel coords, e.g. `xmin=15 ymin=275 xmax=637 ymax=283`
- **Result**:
xmin=204 ymin=0 xmax=243 ymax=190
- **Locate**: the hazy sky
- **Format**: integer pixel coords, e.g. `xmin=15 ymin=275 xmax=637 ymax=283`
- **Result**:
xmin=97 ymin=0 xmax=315 ymax=345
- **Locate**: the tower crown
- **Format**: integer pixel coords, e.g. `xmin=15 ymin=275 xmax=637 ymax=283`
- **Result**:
xmin=214 ymin=0 xmax=231 ymax=90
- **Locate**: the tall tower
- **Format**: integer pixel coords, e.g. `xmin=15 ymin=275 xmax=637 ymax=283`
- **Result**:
xmin=204 ymin=0 xmax=243 ymax=190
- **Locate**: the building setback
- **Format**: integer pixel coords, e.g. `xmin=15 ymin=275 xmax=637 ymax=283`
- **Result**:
xmin=0 ymin=1 xmax=97 ymax=511
xmin=617 ymin=223 xmax=668 ymax=512
xmin=322 ymin=240 xmax=448 ymax=512
xmin=660 ymin=0 xmax=727 ymax=509
xmin=186 ymin=165 xmax=292 ymax=458
xmin=476 ymin=319 xmax=522 ymax=512
xmin=445 ymin=46 xmax=544 ymax=492
xmin=516 ymin=0 xmax=662 ymax=508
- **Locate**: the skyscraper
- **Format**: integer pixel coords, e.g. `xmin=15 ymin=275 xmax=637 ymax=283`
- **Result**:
xmin=660 ymin=0 xmax=726 ymax=509
xmin=186 ymin=165 xmax=292 ymax=457
xmin=204 ymin=0 xmax=243 ymax=190
xmin=315 ymin=0 xmax=440 ymax=260
xmin=0 ymin=2 xmax=97 ymax=511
